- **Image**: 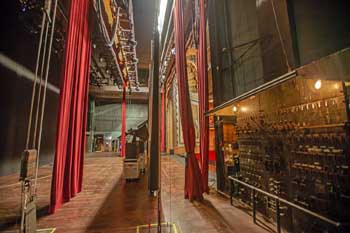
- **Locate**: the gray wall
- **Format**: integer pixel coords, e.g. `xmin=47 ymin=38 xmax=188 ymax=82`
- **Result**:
xmin=94 ymin=103 xmax=148 ymax=138
xmin=255 ymin=0 xmax=295 ymax=80
xmin=209 ymin=0 xmax=350 ymax=108
xmin=292 ymin=0 xmax=350 ymax=65
xmin=208 ymin=0 xmax=236 ymax=106
xmin=227 ymin=0 xmax=264 ymax=96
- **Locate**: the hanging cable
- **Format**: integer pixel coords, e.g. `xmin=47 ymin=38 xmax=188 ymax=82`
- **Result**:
xmin=96 ymin=0 xmax=120 ymax=47
xmin=34 ymin=0 xmax=59 ymax=193
xmin=94 ymin=0 xmax=124 ymax=84
xmin=270 ymin=0 xmax=292 ymax=71
xmin=21 ymin=0 xmax=58 ymax=231
xmin=33 ymin=19 xmax=50 ymax=148
xmin=25 ymin=10 xmax=48 ymax=150
xmin=21 ymin=10 xmax=48 ymax=232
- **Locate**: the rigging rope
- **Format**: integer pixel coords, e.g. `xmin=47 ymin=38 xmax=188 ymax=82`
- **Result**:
xmin=25 ymin=10 xmax=47 ymax=150
xmin=34 ymin=0 xmax=59 ymax=194
xmin=270 ymin=0 xmax=292 ymax=71
xmin=21 ymin=0 xmax=58 ymax=230
xmin=33 ymin=20 xmax=50 ymax=148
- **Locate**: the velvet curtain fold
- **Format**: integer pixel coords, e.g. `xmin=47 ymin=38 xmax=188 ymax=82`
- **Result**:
xmin=174 ymin=0 xmax=204 ymax=200
xmin=50 ymin=0 xmax=91 ymax=213
xmin=121 ymin=85 xmax=126 ymax=157
xmin=197 ymin=0 xmax=209 ymax=193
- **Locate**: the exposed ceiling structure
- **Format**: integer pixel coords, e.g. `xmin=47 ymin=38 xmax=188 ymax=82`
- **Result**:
xmin=91 ymin=85 xmax=149 ymax=105
xmin=18 ymin=0 xmax=157 ymax=102
xmin=90 ymin=0 xmax=139 ymax=88
xmin=90 ymin=0 xmax=157 ymax=101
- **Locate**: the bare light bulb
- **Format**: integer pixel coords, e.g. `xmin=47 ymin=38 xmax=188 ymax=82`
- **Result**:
xmin=314 ymin=80 xmax=322 ymax=90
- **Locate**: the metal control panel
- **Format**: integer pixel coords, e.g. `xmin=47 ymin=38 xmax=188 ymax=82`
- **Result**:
xmin=234 ymin=79 xmax=350 ymax=232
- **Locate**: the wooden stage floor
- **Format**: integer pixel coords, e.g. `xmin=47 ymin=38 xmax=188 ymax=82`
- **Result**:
xmin=0 ymin=153 xmax=273 ymax=233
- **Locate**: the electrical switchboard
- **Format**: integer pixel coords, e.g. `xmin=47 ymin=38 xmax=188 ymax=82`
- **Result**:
xmin=233 ymin=78 xmax=350 ymax=232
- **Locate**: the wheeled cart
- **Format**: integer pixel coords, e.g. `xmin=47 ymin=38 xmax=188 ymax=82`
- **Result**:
xmin=123 ymin=159 xmax=139 ymax=181
xmin=138 ymin=154 xmax=145 ymax=173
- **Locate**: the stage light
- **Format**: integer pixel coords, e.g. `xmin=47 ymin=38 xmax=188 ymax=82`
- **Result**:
xmin=314 ymin=80 xmax=322 ymax=90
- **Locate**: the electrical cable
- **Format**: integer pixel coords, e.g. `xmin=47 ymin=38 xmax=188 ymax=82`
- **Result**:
xmin=97 ymin=0 xmax=120 ymax=47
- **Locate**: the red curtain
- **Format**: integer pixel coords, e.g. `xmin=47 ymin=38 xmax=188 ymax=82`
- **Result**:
xmin=174 ymin=0 xmax=204 ymax=200
xmin=160 ymin=88 xmax=165 ymax=153
xmin=50 ymin=0 xmax=91 ymax=213
xmin=197 ymin=0 xmax=209 ymax=193
xmin=121 ymin=85 xmax=126 ymax=157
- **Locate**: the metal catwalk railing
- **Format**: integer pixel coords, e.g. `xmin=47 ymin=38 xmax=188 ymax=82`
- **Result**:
xmin=228 ymin=176 xmax=349 ymax=233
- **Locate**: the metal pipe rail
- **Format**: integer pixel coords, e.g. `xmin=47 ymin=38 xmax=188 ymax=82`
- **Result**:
xmin=229 ymin=176 xmax=346 ymax=233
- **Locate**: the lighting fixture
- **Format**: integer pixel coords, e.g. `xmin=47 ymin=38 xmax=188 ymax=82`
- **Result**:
xmin=314 ymin=80 xmax=322 ymax=90
xmin=241 ymin=107 xmax=248 ymax=112
xmin=232 ymin=106 xmax=237 ymax=112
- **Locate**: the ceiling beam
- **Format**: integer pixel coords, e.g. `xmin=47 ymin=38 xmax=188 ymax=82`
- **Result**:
xmin=89 ymin=85 xmax=149 ymax=101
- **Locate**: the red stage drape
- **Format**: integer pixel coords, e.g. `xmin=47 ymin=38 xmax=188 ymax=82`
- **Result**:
xmin=174 ymin=0 xmax=204 ymax=200
xmin=197 ymin=0 xmax=209 ymax=193
xmin=161 ymin=88 xmax=165 ymax=153
xmin=121 ymin=85 xmax=126 ymax=157
xmin=50 ymin=0 xmax=91 ymax=213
